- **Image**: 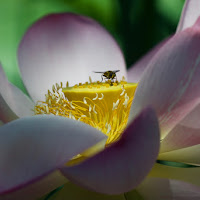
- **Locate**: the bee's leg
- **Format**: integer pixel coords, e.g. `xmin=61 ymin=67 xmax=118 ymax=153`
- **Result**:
xmin=110 ymin=79 xmax=113 ymax=86
xmin=101 ymin=75 xmax=103 ymax=82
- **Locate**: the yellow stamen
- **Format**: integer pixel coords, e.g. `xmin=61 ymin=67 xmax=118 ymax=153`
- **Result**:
xmin=35 ymin=78 xmax=137 ymax=146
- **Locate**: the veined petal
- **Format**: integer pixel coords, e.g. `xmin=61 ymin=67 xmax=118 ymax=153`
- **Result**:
xmin=160 ymin=124 xmax=200 ymax=153
xmin=0 ymin=65 xmax=34 ymax=122
xmin=160 ymin=102 xmax=200 ymax=153
xmin=177 ymin=0 xmax=200 ymax=33
xmin=60 ymin=107 xmax=160 ymax=194
xmin=127 ymin=36 xmax=171 ymax=83
xmin=18 ymin=13 xmax=127 ymax=102
xmin=136 ymin=177 xmax=200 ymax=200
xmin=159 ymin=144 xmax=200 ymax=166
xmin=179 ymin=102 xmax=200 ymax=129
xmin=149 ymin=163 xmax=200 ymax=187
xmin=130 ymin=17 xmax=200 ymax=139
xmin=0 ymin=115 xmax=106 ymax=198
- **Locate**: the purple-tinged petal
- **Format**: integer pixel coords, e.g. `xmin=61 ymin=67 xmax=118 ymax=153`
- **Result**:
xmin=0 ymin=170 xmax=66 ymax=200
xmin=177 ymin=0 xmax=200 ymax=33
xmin=149 ymin=163 xmax=200 ymax=187
xmin=127 ymin=36 xmax=171 ymax=83
xmin=179 ymin=102 xmax=200 ymax=129
xmin=130 ymin=17 xmax=200 ymax=139
xmin=0 ymin=65 xmax=34 ymax=122
xmin=136 ymin=177 xmax=200 ymax=200
xmin=18 ymin=13 xmax=127 ymax=102
xmin=160 ymin=102 xmax=200 ymax=153
xmin=0 ymin=115 xmax=106 ymax=198
xmin=160 ymin=124 xmax=200 ymax=153
xmin=159 ymin=144 xmax=200 ymax=166
xmin=61 ymin=107 xmax=160 ymax=194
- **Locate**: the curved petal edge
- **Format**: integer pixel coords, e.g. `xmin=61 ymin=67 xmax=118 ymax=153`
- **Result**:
xmin=130 ymin=17 xmax=200 ymax=139
xmin=128 ymin=36 xmax=171 ymax=83
xmin=60 ymin=107 xmax=160 ymax=194
xmin=177 ymin=0 xmax=200 ymax=33
xmin=18 ymin=13 xmax=127 ymax=102
xmin=0 ymin=115 xmax=107 ymax=198
xmin=0 ymin=64 xmax=34 ymax=121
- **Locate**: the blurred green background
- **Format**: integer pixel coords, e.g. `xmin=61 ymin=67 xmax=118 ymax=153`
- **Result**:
xmin=0 ymin=0 xmax=185 ymax=93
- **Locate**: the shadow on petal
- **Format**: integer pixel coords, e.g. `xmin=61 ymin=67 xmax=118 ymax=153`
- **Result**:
xmin=61 ymin=107 xmax=160 ymax=194
xmin=0 ymin=115 xmax=106 ymax=199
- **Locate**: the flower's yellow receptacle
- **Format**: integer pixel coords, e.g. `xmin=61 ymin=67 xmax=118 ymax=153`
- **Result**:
xmin=34 ymin=77 xmax=137 ymax=164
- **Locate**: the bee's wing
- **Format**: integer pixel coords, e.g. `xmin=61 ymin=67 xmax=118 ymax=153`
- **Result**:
xmin=93 ymin=70 xmax=120 ymax=73
xmin=93 ymin=71 xmax=105 ymax=73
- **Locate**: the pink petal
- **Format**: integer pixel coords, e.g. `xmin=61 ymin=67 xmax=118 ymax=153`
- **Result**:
xmin=160 ymin=124 xmax=200 ymax=153
xmin=136 ymin=177 xmax=200 ymax=200
xmin=127 ymin=36 xmax=171 ymax=83
xmin=60 ymin=107 xmax=160 ymax=194
xmin=18 ymin=13 xmax=127 ymax=102
xmin=0 ymin=170 xmax=66 ymax=200
xmin=179 ymin=102 xmax=200 ymax=128
xmin=0 ymin=115 xmax=106 ymax=198
xmin=130 ymin=17 xmax=200 ymax=139
xmin=149 ymin=163 xmax=200 ymax=187
xmin=177 ymin=0 xmax=200 ymax=33
xmin=0 ymin=65 xmax=34 ymax=122
xmin=160 ymin=103 xmax=200 ymax=153
xmin=159 ymin=144 xmax=200 ymax=165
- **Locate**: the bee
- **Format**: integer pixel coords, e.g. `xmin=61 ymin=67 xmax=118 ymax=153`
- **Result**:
xmin=93 ymin=70 xmax=120 ymax=82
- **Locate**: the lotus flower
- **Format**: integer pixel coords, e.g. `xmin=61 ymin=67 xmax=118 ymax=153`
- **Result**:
xmin=1 ymin=0 xmax=200 ymax=199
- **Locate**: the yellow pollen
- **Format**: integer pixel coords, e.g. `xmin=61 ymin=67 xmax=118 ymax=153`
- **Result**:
xmin=34 ymin=78 xmax=137 ymax=147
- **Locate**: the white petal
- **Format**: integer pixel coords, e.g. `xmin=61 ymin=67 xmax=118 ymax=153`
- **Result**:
xmin=0 ymin=64 xmax=34 ymax=122
xmin=18 ymin=13 xmax=127 ymax=102
xmin=0 ymin=115 xmax=107 ymax=196
xmin=177 ymin=0 xmax=200 ymax=32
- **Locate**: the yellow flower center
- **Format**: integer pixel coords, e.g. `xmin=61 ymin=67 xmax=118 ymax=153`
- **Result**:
xmin=34 ymin=77 xmax=137 ymax=163
xmin=35 ymin=77 xmax=137 ymax=145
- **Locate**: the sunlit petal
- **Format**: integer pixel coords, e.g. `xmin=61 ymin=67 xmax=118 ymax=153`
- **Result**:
xmin=18 ymin=13 xmax=126 ymax=102
xmin=177 ymin=0 xmax=200 ymax=32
